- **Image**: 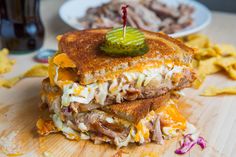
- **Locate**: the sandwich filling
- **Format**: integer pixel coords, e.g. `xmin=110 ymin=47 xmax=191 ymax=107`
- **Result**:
xmin=40 ymin=85 xmax=193 ymax=147
xmin=48 ymin=53 xmax=195 ymax=110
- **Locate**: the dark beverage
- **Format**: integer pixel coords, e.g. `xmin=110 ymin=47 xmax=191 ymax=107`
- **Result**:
xmin=0 ymin=0 xmax=44 ymax=53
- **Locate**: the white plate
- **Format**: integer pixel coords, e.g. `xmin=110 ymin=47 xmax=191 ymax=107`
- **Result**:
xmin=59 ymin=0 xmax=211 ymax=38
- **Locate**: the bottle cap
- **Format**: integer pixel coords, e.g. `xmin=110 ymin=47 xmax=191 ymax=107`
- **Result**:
xmin=34 ymin=49 xmax=56 ymax=63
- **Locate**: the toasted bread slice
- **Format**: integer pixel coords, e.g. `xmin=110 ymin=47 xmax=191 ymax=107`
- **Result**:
xmin=102 ymin=94 xmax=170 ymax=124
xmin=58 ymin=28 xmax=194 ymax=85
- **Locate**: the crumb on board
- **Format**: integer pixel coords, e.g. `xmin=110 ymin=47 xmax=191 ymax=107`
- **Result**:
xmin=43 ymin=151 xmax=54 ymax=157
xmin=140 ymin=151 xmax=159 ymax=157
xmin=0 ymin=131 xmax=23 ymax=156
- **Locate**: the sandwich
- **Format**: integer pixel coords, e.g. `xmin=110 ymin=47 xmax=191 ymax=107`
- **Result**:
xmin=47 ymin=28 xmax=195 ymax=111
xmin=40 ymin=78 xmax=189 ymax=147
xmin=38 ymin=28 xmax=196 ymax=148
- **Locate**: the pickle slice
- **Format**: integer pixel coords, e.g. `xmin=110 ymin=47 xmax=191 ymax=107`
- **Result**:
xmin=101 ymin=27 xmax=148 ymax=57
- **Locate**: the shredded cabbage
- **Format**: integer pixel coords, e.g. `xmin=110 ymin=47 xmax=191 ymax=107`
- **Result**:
xmin=175 ymin=134 xmax=206 ymax=155
xmin=60 ymin=65 xmax=184 ymax=107
xmin=52 ymin=114 xmax=79 ymax=140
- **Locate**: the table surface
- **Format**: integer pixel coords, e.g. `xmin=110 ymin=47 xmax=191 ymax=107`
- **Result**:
xmin=1 ymin=0 xmax=236 ymax=157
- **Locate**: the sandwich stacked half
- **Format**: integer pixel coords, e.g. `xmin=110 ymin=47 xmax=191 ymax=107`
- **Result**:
xmin=38 ymin=28 xmax=196 ymax=147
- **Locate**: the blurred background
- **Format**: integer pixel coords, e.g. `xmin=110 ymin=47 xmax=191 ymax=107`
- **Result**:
xmin=198 ymin=0 xmax=236 ymax=13
xmin=0 ymin=0 xmax=236 ymax=54
xmin=40 ymin=0 xmax=236 ymax=48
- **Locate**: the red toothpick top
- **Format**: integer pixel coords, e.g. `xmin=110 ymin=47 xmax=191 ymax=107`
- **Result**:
xmin=121 ymin=4 xmax=129 ymax=39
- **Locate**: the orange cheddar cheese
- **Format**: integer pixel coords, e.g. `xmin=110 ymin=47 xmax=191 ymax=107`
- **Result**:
xmin=48 ymin=57 xmax=56 ymax=85
xmin=53 ymin=53 xmax=76 ymax=68
xmin=156 ymin=103 xmax=186 ymax=130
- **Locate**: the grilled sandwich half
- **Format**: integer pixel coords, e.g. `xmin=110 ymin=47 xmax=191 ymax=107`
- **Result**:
xmin=40 ymin=79 xmax=187 ymax=147
xmin=47 ymin=28 xmax=196 ymax=109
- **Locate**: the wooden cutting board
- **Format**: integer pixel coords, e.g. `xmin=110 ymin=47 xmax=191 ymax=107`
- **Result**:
xmin=0 ymin=72 xmax=236 ymax=157
xmin=1 ymin=2 xmax=236 ymax=155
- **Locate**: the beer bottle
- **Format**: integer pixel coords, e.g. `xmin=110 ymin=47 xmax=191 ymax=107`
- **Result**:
xmin=0 ymin=0 xmax=45 ymax=54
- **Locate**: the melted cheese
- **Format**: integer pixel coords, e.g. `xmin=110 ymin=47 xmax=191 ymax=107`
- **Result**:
xmin=135 ymin=124 xmax=150 ymax=142
xmin=48 ymin=57 xmax=56 ymax=85
xmin=56 ymin=35 xmax=63 ymax=41
xmin=53 ymin=53 xmax=76 ymax=68
xmin=156 ymin=102 xmax=186 ymax=130
xmin=41 ymin=89 xmax=61 ymax=104
xmin=132 ymin=101 xmax=187 ymax=143
xmin=46 ymin=92 xmax=60 ymax=103
xmin=48 ymin=53 xmax=78 ymax=87
xmin=57 ymin=68 xmax=77 ymax=82
xmin=134 ymin=111 xmax=156 ymax=143
xmin=73 ymin=86 xmax=84 ymax=95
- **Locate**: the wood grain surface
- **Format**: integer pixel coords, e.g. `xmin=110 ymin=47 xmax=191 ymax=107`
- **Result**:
xmin=1 ymin=1 xmax=236 ymax=156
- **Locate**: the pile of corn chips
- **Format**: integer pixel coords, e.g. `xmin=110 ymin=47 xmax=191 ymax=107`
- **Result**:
xmin=200 ymin=86 xmax=236 ymax=96
xmin=0 ymin=49 xmax=15 ymax=74
xmin=0 ymin=48 xmax=48 ymax=88
xmin=181 ymin=34 xmax=236 ymax=96
xmin=0 ymin=64 xmax=48 ymax=88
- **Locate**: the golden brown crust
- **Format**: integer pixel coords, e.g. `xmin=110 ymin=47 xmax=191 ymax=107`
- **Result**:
xmin=102 ymin=93 xmax=170 ymax=124
xmin=59 ymin=28 xmax=194 ymax=85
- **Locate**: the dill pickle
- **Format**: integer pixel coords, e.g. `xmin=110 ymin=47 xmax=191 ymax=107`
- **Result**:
xmin=101 ymin=27 xmax=148 ymax=57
